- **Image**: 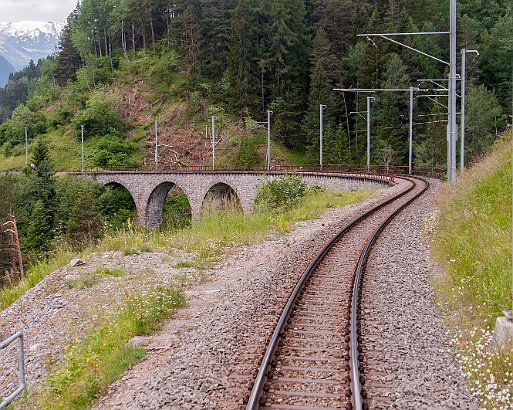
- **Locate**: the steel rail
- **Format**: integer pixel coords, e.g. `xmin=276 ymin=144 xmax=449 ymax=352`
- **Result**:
xmin=246 ymin=177 xmax=421 ymax=410
xmin=349 ymin=176 xmax=429 ymax=410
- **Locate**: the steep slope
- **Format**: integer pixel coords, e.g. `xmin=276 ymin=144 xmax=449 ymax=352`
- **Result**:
xmin=431 ymin=133 xmax=513 ymax=408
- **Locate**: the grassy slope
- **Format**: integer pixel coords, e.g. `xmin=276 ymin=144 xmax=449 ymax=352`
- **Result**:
xmin=431 ymin=134 xmax=513 ymax=408
xmin=432 ymin=135 xmax=512 ymax=328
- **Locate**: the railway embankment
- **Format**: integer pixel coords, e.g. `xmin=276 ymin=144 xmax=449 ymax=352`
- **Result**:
xmin=430 ymin=135 xmax=513 ymax=409
xmin=90 ymin=177 xmax=476 ymax=409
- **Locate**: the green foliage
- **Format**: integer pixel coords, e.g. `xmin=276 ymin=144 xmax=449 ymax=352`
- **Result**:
xmin=0 ymin=250 xmax=74 ymax=309
xmin=97 ymin=184 xmax=136 ymax=229
xmin=464 ymin=84 xmax=504 ymax=162
xmin=235 ymin=136 xmax=259 ymax=169
xmin=25 ymin=200 xmax=54 ymax=255
xmin=162 ymin=192 xmax=192 ymax=231
xmin=255 ymin=175 xmax=308 ymax=212
xmin=66 ymin=184 xmax=104 ymax=248
xmin=431 ymin=137 xmax=512 ymax=409
xmin=71 ymin=90 xmax=124 ymax=136
xmin=432 ymin=138 xmax=512 ymax=327
xmin=0 ymin=0 xmax=510 ymax=172
xmin=91 ymin=137 xmax=139 ymax=168
xmin=0 ymin=104 xmax=47 ymax=147
xmin=323 ymin=124 xmax=351 ymax=164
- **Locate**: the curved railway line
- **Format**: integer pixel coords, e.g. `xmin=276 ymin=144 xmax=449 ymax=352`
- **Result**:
xmin=246 ymin=176 xmax=429 ymax=410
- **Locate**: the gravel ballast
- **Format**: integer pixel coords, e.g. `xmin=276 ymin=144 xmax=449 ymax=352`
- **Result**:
xmin=362 ymin=179 xmax=478 ymax=409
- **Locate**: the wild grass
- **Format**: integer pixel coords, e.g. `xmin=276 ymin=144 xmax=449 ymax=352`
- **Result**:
xmin=431 ymin=134 xmax=512 ymax=408
xmin=30 ymin=286 xmax=184 ymax=409
xmin=0 ymin=250 xmax=74 ymax=309
xmin=432 ymin=136 xmax=512 ymax=327
xmin=66 ymin=267 xmax=126 ymax=289
xmin=0 ymin=152 xmax=25 ymax=171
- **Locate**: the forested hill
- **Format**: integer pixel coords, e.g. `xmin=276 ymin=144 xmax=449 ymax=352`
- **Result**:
xmin=0 ymin=0 xmax=511 ymax=170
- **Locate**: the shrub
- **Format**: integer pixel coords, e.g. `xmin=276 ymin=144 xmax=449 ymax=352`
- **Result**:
xmin=91 ymin=137 xmax=139 ymax=169
xmin=71 ymin=91 xmax=125 ymax=137
xmin=235 ymin=136 xmax=259 ymax=170
xmin=255 ymin=175 xmax=308 ymax=212
xmin=0 ymin=104 xmax=47 ymax=146
xmin=97 ymin=184 xmax=136 ymax=229
xmin=162 ymin=192 xmax=192 ymax=231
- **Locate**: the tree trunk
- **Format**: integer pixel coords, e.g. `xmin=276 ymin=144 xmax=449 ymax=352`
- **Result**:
xmin=141 ymin=18 xmax=147 ymax=52
xmin=132 ymin=20 xmax=136 ymax=52
xmin=122 ymin=19 xmax=128 ymax=59
xmin=104 ymin=27 xmax=109 ymax=61
xmin=150 ymin=14 xmax=156 ymax=53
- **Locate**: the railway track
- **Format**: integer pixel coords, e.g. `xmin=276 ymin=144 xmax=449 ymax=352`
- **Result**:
xmin=246 ymin=176 xmax=429 ymax=410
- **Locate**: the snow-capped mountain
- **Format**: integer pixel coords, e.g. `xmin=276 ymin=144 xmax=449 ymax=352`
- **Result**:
xmin=0 ymin=21 xmax=63 ymax=86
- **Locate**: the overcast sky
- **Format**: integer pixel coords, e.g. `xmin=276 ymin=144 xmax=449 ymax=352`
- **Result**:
xmin=0 ymin=0 xmax=78 ymax=23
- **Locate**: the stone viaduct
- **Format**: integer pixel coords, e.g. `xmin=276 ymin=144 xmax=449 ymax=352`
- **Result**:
xmin=85 ymin=171 xmax=391 ymax=229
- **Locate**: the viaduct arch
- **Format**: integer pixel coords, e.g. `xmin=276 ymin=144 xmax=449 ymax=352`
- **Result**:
xmin=89 ymin=171 xmax=390 ymax=229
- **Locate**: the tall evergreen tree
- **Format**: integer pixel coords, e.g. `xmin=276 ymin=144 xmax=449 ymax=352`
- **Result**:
xmin=199 ymin=0 xmax=236 ymax=80
xmin=56 ymin=3 xmax=83 ymax=85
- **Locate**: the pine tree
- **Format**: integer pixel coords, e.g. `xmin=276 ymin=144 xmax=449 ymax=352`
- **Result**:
xmin=303 ymin=27 xmax=341 ymax=150
xmin=323 ymin=123 xmax=351 ymax=165
xmin=25 ymin=200 xmax=53 ymax=255
xmin=30 ymin=140 xmax=56 ymax=212
xmin=56 ymin=3 xmax=83 ymax=85
xmin=226 ymin=0 xmax=261 ymax=113
xmin=266 ymin=0 xmax=311 ymax=146
xmin=199 ymin=0 xmax=236 ymax=80
xmin=171 ymin=0 xmax=202 ymax=75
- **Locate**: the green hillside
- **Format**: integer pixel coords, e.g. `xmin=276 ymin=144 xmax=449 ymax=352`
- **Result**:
xmin=431 ymin=133 xmax=513 ymax=408
xmin=0 ymin=0 xmax=510 ymax=171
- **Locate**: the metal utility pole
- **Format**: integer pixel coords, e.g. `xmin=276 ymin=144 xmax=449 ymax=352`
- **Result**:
xmin=211 ymin=116 xmax=216 ymax=170
xmin=366 ymin=97 xmax=374 ymax=172
xmin=460 ymin=48 xmax=479 ymax=174
xmin=319 ymin=104 xmax=326 ymax=170
xmin=409 ymin=87 xmax=414 ymax=174
xmin=24 ymin=128 xmax=28 ymax=165
xmin=81 ymin=125 xmax=85 ymax=172
xmin=448 ymin=0 xmax=457 ymax=183
xmin=267 ymin=110 xmax=272 ymax=171
xmin=154 ymin=120 xmax=159 ymax=171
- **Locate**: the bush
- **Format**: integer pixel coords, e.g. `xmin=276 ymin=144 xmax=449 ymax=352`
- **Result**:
xmin=91 ymin=137 xmax=139 ymax=169
xmin=235 ymin=136 xmax=259 ymax=170
xmin=0 ymin=104 xmax=47 ymax=147
xmin=97 ymin=184 xmax=136 ymax=229
xmin=71 ymin=91 xmax=125 ymax=137
xmin=255 ymin=175 xmax=308 ymax=212
xmin=162 ymin=192 xmax=192 ymax=231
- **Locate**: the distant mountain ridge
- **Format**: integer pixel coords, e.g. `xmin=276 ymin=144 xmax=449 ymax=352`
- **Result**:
xmin=0 ymin=21 xmax=63 ymax=86
xmin=0 ymin=55 xmax=15 ymax=87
